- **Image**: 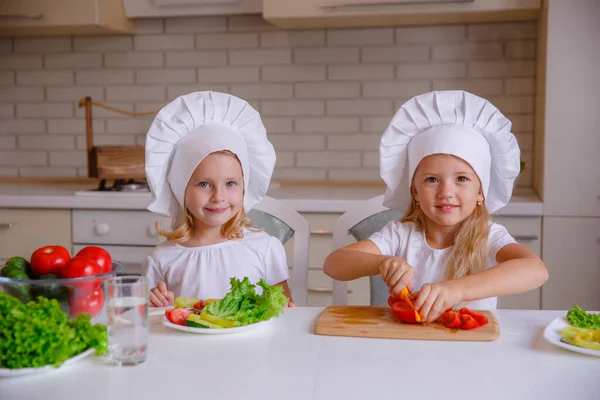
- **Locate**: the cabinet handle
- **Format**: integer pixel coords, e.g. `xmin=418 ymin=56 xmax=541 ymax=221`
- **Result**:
xmin=0 ymin=14 xmax=44 ymax=20
xmin=94 ymin=222 xmax=110 ymax=236
xmin=0 ymin=223 xmax=14 ymax=229
xmin=514 ymin=235 xmax=539 ymax=241
xmin=308 ymin=287 xmax=353 ymax=294
xmin=310 ymin=229 xmax=332 ymax=236
xmin=320 ymin=0 xmax=472 ymax=10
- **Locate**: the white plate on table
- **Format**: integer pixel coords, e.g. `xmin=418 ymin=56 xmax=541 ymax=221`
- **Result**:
xmin=162 ymin=316 xmax=274 ymax=334
xmin=0 ymin=348 xmax=95 ymax=378
xmin=543 ymin=317 xmax=600 ymax=357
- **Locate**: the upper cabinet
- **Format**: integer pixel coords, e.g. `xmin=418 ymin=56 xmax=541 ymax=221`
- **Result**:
xmin=263 ymin=0 xmax=541 ymax=29
xmin=122 ymin=0 xmax=261 ymax=18
xmin=0 ymin=0 xmax=135 ymax=37
xmin=540 ymin=0 xmax=600 ymax=217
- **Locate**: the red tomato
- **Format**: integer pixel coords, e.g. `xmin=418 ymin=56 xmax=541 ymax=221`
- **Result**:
xmin=62 ymin=257 xmax=102 ymax=297
xmin=442 ymin=311 xmax=461 ymax=329
xmin=165 ymin=308 xmax=193 ymax=326
xmin=76 ymin=246 xmax=113 ymax=274
xmin=193 ymin=300 xmax=206 ymax=310
xmin=30 ymin=245 xmax=71 ymax=277
xmin=70 ymin=288 xmax=104 ymax=318
xmin=459 ymin=307 xmax=489 ymax=326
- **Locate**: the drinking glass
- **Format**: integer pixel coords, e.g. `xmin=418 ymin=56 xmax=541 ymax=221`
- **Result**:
xmin=105 ymin=275 xmax=149 ymax=366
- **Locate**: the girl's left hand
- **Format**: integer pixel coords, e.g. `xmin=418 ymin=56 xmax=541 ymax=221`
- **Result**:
xmin=411 ymin=281 xmax=463 ymax=323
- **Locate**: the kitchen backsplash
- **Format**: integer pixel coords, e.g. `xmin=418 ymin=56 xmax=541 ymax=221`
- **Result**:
xmin=0 ymin=16 xmax=535 ymax=184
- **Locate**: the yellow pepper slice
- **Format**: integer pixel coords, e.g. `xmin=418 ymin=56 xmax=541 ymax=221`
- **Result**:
xmin=399 ymin=287 xmax=421 ymax=323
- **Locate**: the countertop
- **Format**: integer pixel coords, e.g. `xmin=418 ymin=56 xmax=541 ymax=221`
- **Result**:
xmin=0 ymin=182 xmax=543 ymax=215
xmin=1 ymin=308 xmax=598 ymax=400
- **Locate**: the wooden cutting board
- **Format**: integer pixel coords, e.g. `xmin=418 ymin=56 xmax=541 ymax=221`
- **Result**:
xmin=314 ymin=306 xmax=499 ymax=341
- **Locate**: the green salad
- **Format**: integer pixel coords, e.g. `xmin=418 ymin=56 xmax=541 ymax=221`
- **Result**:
xmin=205 ymin=277 xmax=288 ymax=326
xmin=0 ymin=292 xmax=108 ymax=369
xmin=567 ymin=306 xmax=600 ymax=330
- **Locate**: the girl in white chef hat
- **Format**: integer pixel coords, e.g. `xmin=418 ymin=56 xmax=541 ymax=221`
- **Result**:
xmin=142 ymin=91 xmax=291 ymax=307
xmin=324 ymin=91 xmax=548 ymax=322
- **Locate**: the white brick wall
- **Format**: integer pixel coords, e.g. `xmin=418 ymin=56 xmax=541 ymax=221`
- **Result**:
xmin=0 ymin=20 xmax=537 ymax=182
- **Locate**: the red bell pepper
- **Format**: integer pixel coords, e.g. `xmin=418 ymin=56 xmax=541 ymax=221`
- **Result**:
xmin=388 ymin=295 xmax=421 ymax=324
xmin=442 ymin=310 xmax=461 ymax=329
xmin=459 ymin=307 xmax=489 ymax=326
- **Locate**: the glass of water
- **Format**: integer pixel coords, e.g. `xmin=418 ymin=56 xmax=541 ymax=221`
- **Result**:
xmin=105 ymin=275 xmax=149 ymax=366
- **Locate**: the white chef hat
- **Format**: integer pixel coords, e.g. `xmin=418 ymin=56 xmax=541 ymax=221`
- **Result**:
xmin=145 ymin=91 xmax=275 ymax=218
xmin=380 ymin=90 xmax=520 ymax=214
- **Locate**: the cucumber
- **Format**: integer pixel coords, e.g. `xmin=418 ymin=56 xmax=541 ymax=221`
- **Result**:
xmin=185 ymin=314 xmax=223 ymax=329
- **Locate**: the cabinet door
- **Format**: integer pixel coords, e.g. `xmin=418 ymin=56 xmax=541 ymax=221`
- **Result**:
xmin=72 ymin=210 xmax=169 ymax=246
xmin=122 ymin=0 xmax=262 ymax=18
xmin=493 ymin=216 xmax=542 ymax=310
xmin=284 ymin=212 xmax=370 ymax=306
xmin=0 ymin=0 xmax=134 ymax=36
xmin=0 ymin=209 xmax=71 ymax=261
xmin=542 ymin=217 xmax=600 ymax=310
xmin=263 ymin=0 xmax=540 ymax=29
xmin=543 ymin=0 xmax=600 ymax=217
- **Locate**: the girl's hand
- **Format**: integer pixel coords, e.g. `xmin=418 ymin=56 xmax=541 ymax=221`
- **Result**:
xmin=378 ymin=256 xmax=414 ymax=297
xmin=412 ymin=281 xmax=463 ymax=323
xmin=149 ymin=281 xmax=174 ymax=307
xmin=286 ymin=301 xmax=295 ymax=308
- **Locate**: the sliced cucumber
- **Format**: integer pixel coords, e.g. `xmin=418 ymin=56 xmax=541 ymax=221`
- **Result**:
xmin=185 ymin=314 xmax=222 ymax=329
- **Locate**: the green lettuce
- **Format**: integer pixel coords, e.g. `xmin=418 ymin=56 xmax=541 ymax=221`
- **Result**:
xmin=0 ymin=292 xmax=108 ymax=369
xmin=567 ymin=306 xmax=600 ymax=330
xmin=206 ymin=277 xmax=288 ymax=326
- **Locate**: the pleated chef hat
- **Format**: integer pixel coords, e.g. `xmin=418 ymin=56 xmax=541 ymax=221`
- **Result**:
xmin=145 ymin=91 xmax=275 ymax=218
xmin=380 ymin=90 xmax=520 ymax=214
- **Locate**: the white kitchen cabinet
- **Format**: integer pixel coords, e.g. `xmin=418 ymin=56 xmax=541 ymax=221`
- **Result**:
xmin=0 ymin=209 xmax=71 ymax=262
xmin=285 ymin=212 xmax=370 ymax=307
xmin=541 ymin=0 xmax=600 ymax=217
xmin=492 ymin=215 xmax=542 ymax=310
xmin=263 ymin=0 xmax=540 ymax=29
xmin=71 ymin=209 xmax=169 ymax=247
xmin=541 ymin=217 xmax=600 ymax=310
xmin=0 ymin=0 xmax=135 ymax=37
xmin=122 ymin=0 xmax=261 ymax=18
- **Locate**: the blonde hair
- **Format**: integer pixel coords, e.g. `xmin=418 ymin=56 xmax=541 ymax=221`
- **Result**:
xmin=401 ymin=191 xmax=490 ymax=281
xmin=156 ymin=150 xmax=253 ymax=243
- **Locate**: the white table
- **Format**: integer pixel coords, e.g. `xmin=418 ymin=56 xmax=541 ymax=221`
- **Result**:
xmin=1 ymin=308 xmax=599 ymax=400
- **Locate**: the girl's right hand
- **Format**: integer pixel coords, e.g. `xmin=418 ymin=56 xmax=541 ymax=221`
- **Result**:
xmin=149 ymin=281 xmax=174 ymax=307
xmin=378 ymin=256 xmax=415 ymax=297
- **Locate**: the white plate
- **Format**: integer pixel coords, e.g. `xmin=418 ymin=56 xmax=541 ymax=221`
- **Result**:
xmin=0 ymin=348 xmax=95 ymax=378
xmin=162 ymin=315 xmax=274 ymax=334
xmin=542 ymin=317 xmax=600 ymax=357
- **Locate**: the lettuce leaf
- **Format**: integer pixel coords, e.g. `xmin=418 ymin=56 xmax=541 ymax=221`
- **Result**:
xmin=567 ymin=306 xmax=600 ymax=330
xmin=205 ymin=277 xmax=288 ymax=326
xmin=0 ymin=293 xmax=108 ymax=369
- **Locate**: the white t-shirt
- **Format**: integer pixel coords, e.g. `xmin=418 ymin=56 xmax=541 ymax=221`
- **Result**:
xmin=143 ymin=228 xmax=290 ymax=300
xmin=368 ymin=221 xmax=517 ymax=310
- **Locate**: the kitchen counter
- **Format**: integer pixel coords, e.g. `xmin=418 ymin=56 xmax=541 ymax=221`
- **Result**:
xmin=1 ymin=308 xmax=598 ymax=400
xmin=0 ymin=183 xmax=543 ymax=215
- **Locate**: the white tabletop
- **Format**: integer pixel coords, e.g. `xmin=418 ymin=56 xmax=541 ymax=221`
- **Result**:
xmin=1 ymin=308 xmax=598 ymax=400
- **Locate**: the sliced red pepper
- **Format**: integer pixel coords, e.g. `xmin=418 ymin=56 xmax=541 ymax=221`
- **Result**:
xmin=459 ymin=307 xmax=489 ymax=327
xmin=442 ymin=311 xmax=461 ymax=329
xmin=388 ymin=296 xmax=421 ymax=324
xmin=459 ymin=314 xmax=480 ymax=330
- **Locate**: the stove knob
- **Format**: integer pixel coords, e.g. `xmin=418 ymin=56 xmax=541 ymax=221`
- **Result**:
xmin=95 ymin=222 xmax=110 ymax=236
xmin=148 ymin=226 xmax=158 ymax=237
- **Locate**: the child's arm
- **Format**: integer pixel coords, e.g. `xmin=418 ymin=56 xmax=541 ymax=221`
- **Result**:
xmin=323 ymin=240 xmax=415 ymax=296
xmin=413 ymin=243 xmax=548 ymax=322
